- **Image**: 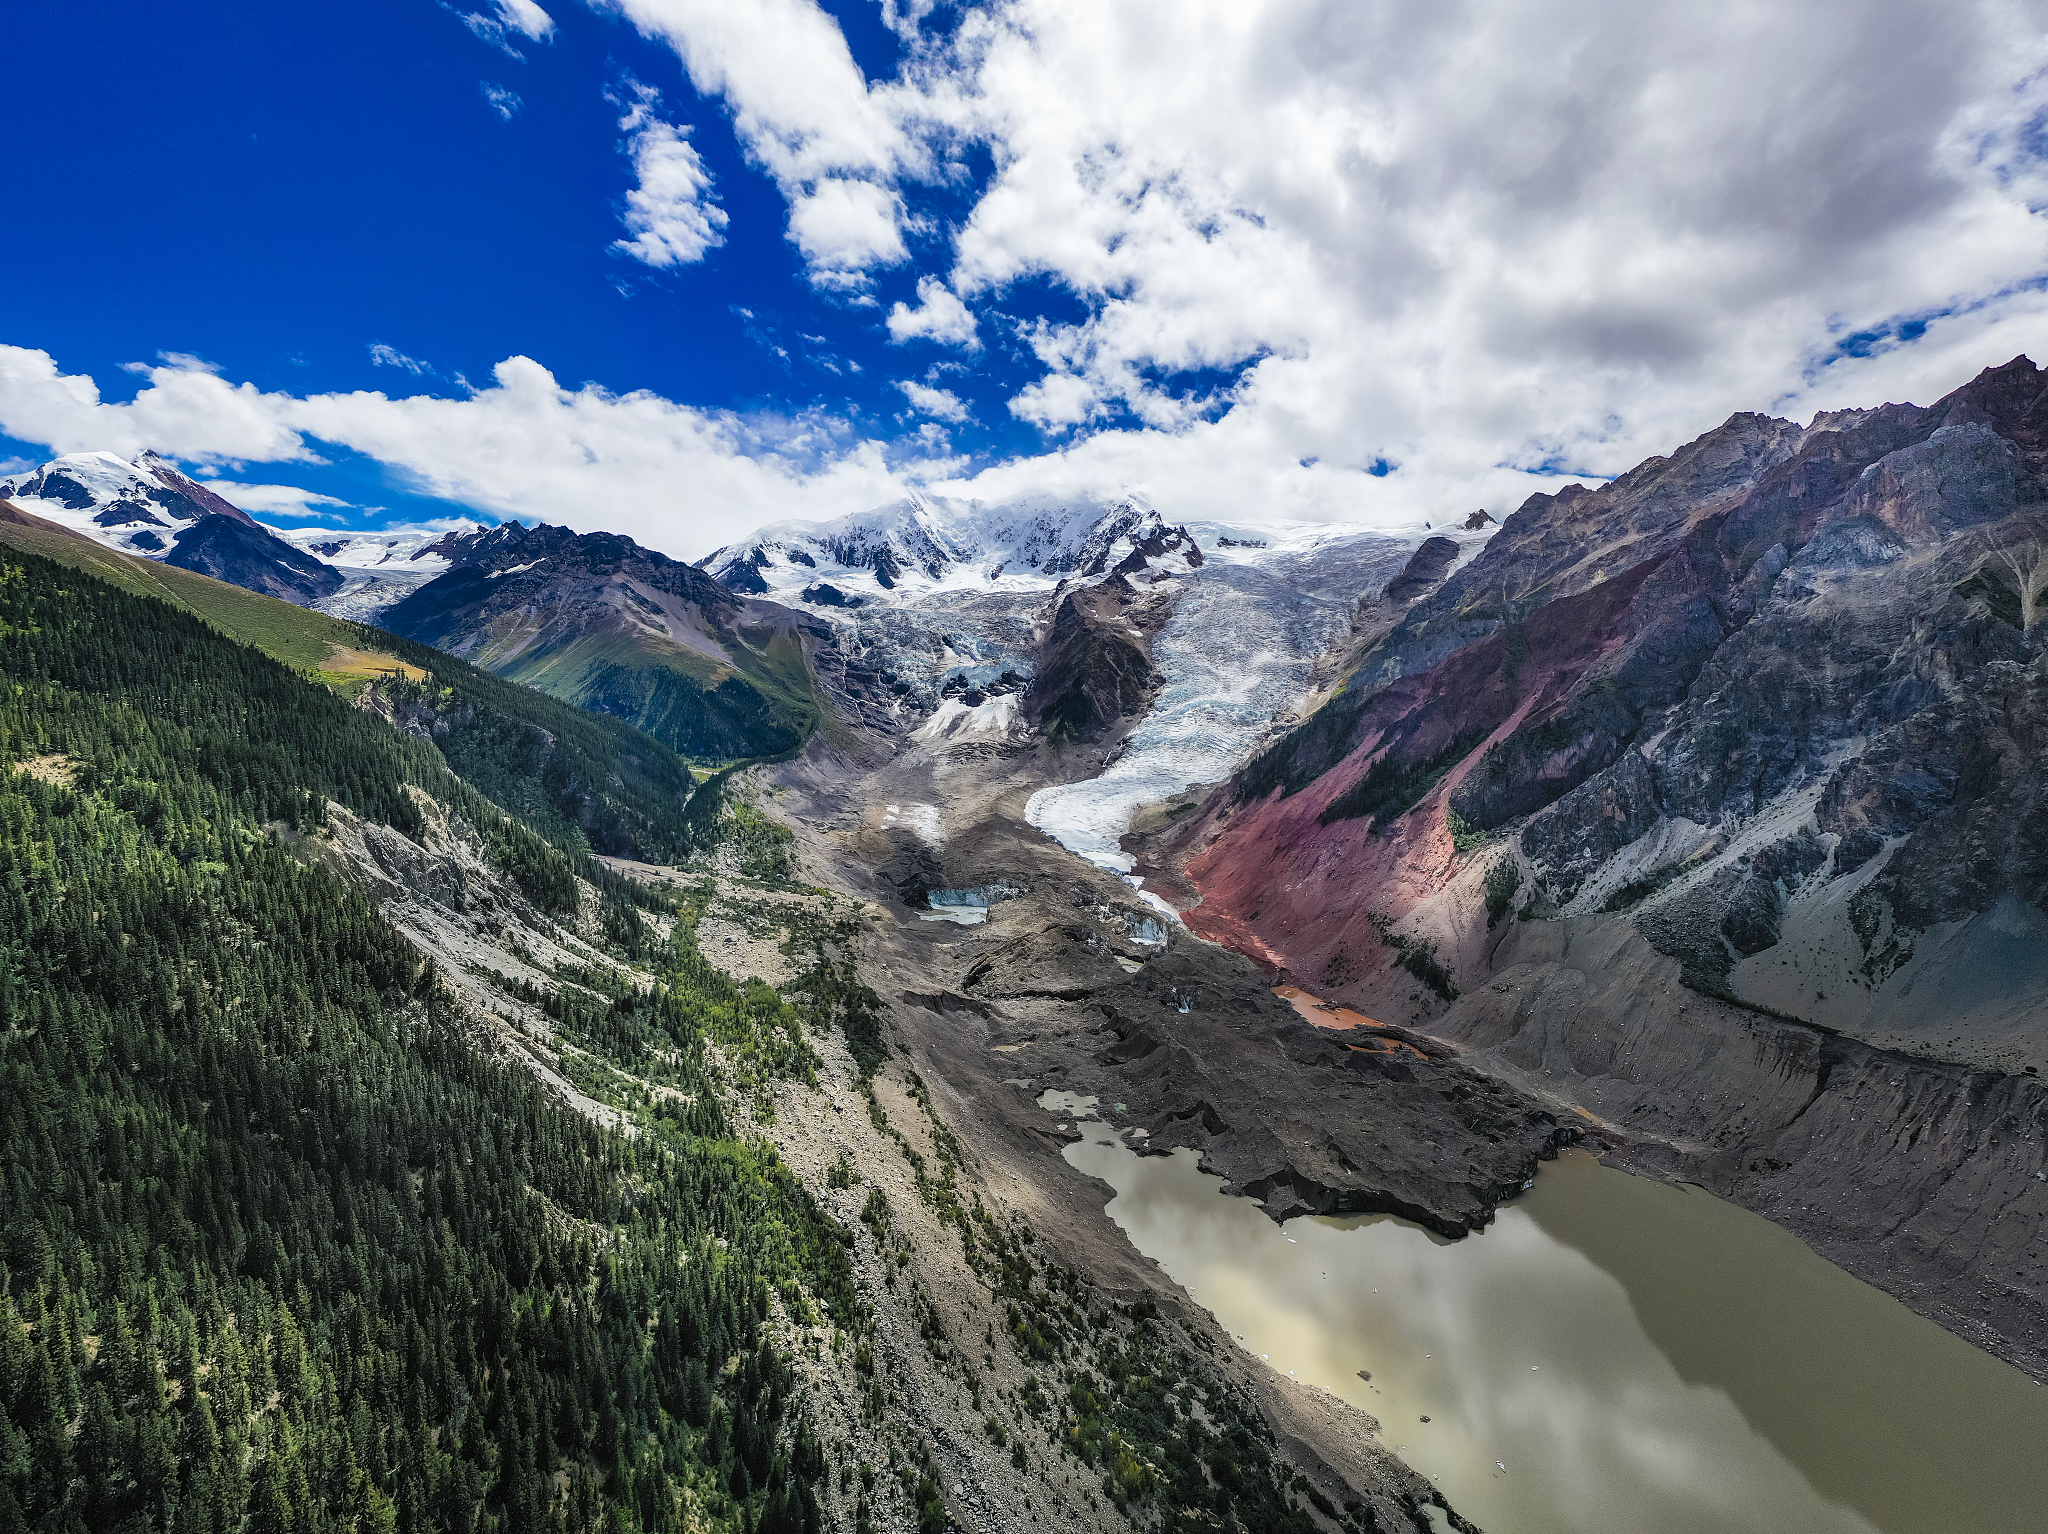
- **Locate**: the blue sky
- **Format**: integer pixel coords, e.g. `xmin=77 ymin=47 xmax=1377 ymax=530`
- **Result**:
xmin=0 ymin=0 xmax=1050 ymax=524
xmin=3 ymin=1 xmax=2046 ymax=557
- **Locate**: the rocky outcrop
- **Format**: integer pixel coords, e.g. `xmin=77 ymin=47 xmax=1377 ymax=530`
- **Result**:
xmin=913 ymin=871 xmax=1573 ymax=1240
xmin=281 ymin=789 xmax=625 ymax=1130
xmin=163 ymin=508 xmax=344 ymax=603
xmin=1379 ymin=535 xmax=1462 ymax=605
xmin=1156 ymin=356 xmax=2048 ymax=1377
xmin=1026 ymin=576 xmax=1172 ymax=743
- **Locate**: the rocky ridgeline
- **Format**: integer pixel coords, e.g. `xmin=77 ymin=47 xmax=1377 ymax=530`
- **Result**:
xmin=1156 ymin=356 xmax=2048 ymax=1378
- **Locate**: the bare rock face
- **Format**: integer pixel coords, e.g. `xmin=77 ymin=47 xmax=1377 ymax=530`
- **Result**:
xmin=1380 ymin=535 xmax=1462 ymax=605
xmin=1026 ymin=575 xmax=1173 ymax=743
xmin=1823 ymin=662 xmax=2048 ymax=932
xmin=1341 ymin=408 xmax=1810 ymax=692
xmin=1161 ymin=355 xmax=2048 ymax=1377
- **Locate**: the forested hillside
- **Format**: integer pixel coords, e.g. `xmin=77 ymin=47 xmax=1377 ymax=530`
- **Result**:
xmin=0 ymin=505 xmax=707 ymax=869
xmin=0 ymin=551 xmax=853 ymax=1533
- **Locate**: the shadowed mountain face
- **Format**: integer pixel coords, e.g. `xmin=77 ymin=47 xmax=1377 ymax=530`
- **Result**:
xmin=379 ymin=521 xmax=828 ymax=762
xmin=0 ymin=451 xmax=342 ymax=603
xmin=1141 ymin=356 xmax=2048 ymax=1376
xmin=380 ymin=520 xmax=827 ymax=761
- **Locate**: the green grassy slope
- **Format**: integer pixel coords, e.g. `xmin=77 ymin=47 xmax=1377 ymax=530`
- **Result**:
xmin=0 ymin=500 xmax=369 ymax=673
xmin=501 ymin=624 xmax=825 ymax=765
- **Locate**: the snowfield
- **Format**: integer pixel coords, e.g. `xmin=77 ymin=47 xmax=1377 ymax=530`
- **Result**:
xmin=881 ymin=803 xmax=943 ymax=846
xmin=271 ymin=524 xmax=476 ymax=572
xmin=271 ymin=522 xmax=484 ymax=621
xmin=910 ymin=692 xmax=1026 ymax=745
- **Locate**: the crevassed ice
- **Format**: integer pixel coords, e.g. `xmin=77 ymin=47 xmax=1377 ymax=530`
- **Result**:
xmin=1026 ymin=564 xmax=1344 ymax=893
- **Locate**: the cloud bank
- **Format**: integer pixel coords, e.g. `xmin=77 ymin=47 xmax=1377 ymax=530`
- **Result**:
xmin=617 ymin=0 xmax=2048 ymax=518
xmin=0 ymin=346 xmax=902 ymax=559
xmin=6 ymin=0 xmax=2048 ymax=551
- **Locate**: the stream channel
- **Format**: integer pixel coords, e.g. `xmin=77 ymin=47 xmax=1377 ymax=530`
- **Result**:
xmin=1038 ymin=1086 xmax=2047 ymax=1534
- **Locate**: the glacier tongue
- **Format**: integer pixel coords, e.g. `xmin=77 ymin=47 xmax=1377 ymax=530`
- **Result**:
xmin=1025 ymin=562 xmax=1354 ymax=890
xmin=708 ymin=486 xmax=1447 ymax=904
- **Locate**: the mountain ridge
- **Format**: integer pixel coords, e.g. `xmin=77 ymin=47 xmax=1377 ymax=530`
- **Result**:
xmin=1131 ymin=354 xmax=2048 ymax=1378
xmin=0 ymin=496 xmax=710 ymax=866
xmin=701 ymin=489 xmax=1209 ymax=608
xmin=379 ymin=519 xmax=831 ymax=762
xmin=0 ymin=449 xmax=344 ymax=603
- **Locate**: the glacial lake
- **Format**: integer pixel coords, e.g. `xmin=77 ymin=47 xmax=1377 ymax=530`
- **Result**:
xmin=1051 ymin=1105 xmax=2047 ymax=1534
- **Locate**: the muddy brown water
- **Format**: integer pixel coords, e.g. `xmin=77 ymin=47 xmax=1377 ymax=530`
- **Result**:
xmin=1048 ymin=1097 xmax=2047 ymax=1534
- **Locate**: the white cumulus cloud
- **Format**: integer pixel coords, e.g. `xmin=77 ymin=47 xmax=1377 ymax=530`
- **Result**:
xmin=896 ymin=380 xmax=970 ymax=422
xmin=489 ymin=0 xmax=553 ymax=40
xmin=610 ymin=81 xmax=729 ymax=268
xmin=786 ymin=178 xmax=905 ymax=279
xmin=604 ymin=0 xmax=917 ymax=284
xmin=12 ymin=1 xmax=2048 ymax=545
xmin=0 ymin=346 xmax=312 ymax=466
xmin=886 ymin=278 xmax=979 ymax=348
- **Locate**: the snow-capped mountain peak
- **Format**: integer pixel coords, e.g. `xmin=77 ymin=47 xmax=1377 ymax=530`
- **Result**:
xmin=699 ymin=489 xmax=1205 ymax=608
xmin=0 ymin=449 xmax=263 ymax=555
xmin=0 ymin=450 xmax=344 ymax=605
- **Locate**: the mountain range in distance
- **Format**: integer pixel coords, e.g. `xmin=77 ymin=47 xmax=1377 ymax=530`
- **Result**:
xmin=0 ymin=449 xmax=1475 ymax=767
xmin=5 ymin=356 xmax=2044 ymax=1397
xmin=0 ymin=451 xmax=830 ymax=762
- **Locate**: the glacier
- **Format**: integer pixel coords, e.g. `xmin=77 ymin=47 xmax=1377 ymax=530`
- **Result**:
xmin=1024 ymin=560 xmax=1354 ymax=885
xmin=705 ymin=486 xmax=1460 ymax=900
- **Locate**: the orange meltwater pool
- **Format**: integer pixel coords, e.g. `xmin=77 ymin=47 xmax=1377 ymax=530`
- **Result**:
xmin=1274 ymin=985 xmax=1430 ymax=1058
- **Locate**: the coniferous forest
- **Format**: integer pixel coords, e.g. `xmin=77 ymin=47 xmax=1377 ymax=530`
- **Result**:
xmin=0 ymin=552 xmax=847 ymax=1533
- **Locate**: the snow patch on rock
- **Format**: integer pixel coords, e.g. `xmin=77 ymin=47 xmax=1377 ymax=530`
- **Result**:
xmin=911 ymin=693 xmax=1026 ymax=744
xmin=882 ymin=802 xmax=942 ymax=846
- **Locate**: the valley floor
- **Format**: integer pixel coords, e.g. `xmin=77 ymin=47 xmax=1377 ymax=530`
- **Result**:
xmin=329 ymin=762 xmax=1460 ymax=1532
